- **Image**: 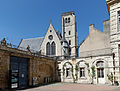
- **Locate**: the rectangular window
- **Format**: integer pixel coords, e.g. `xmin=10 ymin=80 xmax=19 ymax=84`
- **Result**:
xmin=66 ymin=68 xmax=70 ymax=77
xmin=68 ymin=17 xmax=70 ymax=23
xmin=118 ymin=11 xmax=120 ymax=31
xmin=80 ymin=68 xmax=85 ymax=77
xmin=65 ymin=18 xmax=67 ymax=23
xmin=69 ymin=31 xmax=71 ymax=35
xmin=69 ymin=40 xmax=71 ymax=45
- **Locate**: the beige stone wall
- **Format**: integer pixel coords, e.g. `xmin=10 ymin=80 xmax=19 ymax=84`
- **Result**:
xmin=0 ymin=51 xmax=10 ymax=89
xmin=29 ymin=57 xmax=56 ymax=86
xmin=79 ymin=24 xmax=110 ymax=55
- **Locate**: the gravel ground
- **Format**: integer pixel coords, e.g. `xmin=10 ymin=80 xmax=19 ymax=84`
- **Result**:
xmin=21 ymin=83 xmax=119 ymax=91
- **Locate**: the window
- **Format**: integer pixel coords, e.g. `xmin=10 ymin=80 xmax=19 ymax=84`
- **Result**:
xmin=69 ymin=31 xmax=71 ymax=35
xmin=69 ymin=40 xmax=71 ymax=45
xmin=66 ymin=68 xmax=70 ymax=77
xmin=80 ymin=68 xmax=85 ymax=77
xmin=118 ymin=11 xmax=120 ymax=31
xmin=46 ymin=42 xmax=50 ymax=55
xmin=48 ymin=35 xmax=53 ymax=40
xmin=65 ymin=18 xmax=67 ymax=23
xmin=97 ymin=68 xmax=104 ymax=78
xmin=64 ymin=17 xmax=70 ymax=23
xmin=51 ymin=42 xmax=56 ymax=55
xmin=68 ymin=17 xmax=70 ymax=23
xmin=69 ymin=47 xmax=71 ymax=55
xmin=46 ymin=41 xmax=56 ymax=56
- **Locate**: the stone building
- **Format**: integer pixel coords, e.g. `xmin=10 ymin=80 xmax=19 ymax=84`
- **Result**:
xmin=19 ymin=11 xmax=78 ymax=59
xmin=59 ymin=0 xmax=120 ymax=85
xmin=0 ymin=39 xmax=57 ymax=90
xmin=1 ymin=0 xmax=120 ymax=89
xmin=106 ymin=0 xmax=120 ymax=84
xmin=59 ymin=21 xmax=114 ymax=84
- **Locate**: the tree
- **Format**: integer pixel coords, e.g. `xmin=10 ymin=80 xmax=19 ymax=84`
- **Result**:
xmin=91 ymin=66 xmax=95 ymax=84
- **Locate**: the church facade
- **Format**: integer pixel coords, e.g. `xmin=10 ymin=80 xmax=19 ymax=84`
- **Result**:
xmin=19 ymin=11 xmax=78 ymax=59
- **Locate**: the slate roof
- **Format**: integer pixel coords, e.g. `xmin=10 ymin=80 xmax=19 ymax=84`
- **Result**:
xmin=18 ymin=37 xmax=44 ymax=52
xmin=56 ymin=31 xmax=62 ymax=40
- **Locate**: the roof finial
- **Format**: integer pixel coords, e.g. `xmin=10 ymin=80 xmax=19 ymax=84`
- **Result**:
xmin=50 ymin=19 xmax=52 ymax=24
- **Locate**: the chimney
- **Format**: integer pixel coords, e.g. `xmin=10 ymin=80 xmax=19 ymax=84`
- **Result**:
xmin=103 ymin=19 xmax=110 ymax=35
xmin=89 ymin=24 xmax=94 ymax=33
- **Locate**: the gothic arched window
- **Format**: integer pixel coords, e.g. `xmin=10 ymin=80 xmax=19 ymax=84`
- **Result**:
xmin=51 ymin=42 xmax=56 ymax=55
xmin=46 ymin=42 xmax=50 ymax=55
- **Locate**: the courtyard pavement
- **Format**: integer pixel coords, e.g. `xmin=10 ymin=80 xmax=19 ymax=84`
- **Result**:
xmin=21 ymin=83 xmax=120 ymax=91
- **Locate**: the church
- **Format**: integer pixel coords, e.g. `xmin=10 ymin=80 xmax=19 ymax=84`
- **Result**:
xmin=18 ymin=0 xmax=120 ymax=85
xmin=19 ymin=11 xmax=78 ymax=59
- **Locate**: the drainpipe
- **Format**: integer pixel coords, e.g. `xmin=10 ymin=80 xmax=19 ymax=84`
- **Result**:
xmin=113 ymin=53 xmax=115 ymax=85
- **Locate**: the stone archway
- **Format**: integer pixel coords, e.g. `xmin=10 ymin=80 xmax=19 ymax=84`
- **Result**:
xmin=75 ymin=60 xmax=89 ymax=82
xmin=62 ymin=62 xmax=75 ymax=82
xmin=92 ymin=59 xmax=107 ymax=84
xmin=96 ymin=61 xmax=105 ymax=84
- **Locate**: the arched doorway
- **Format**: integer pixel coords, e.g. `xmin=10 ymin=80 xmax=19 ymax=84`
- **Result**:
xmin=96 ymin=61 xmax=105 ymax=84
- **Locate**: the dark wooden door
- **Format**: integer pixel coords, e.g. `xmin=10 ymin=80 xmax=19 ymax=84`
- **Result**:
xmin=10 ymin=56 xmax=29 ymax=89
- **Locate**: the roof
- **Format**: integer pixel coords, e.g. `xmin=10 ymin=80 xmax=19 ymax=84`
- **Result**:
xmin=18 ymin=37 xmax=44 ymax=52
xmin=56 ymin=31 xmax=62 ymax=40
xmin=62 ymin=11 xmax=74 ymax=16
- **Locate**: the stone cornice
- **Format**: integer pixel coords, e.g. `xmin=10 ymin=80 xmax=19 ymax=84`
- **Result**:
xmin=106 ymin=0 xmax=120 ymax=15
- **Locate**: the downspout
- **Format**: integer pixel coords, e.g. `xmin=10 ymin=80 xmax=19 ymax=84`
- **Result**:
xmin=113 ymin=53 xmax=115 ymax=84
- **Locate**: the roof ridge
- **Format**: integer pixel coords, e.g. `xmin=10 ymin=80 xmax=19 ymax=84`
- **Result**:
xmin=23 ymin=37 xmax=44 ymax=40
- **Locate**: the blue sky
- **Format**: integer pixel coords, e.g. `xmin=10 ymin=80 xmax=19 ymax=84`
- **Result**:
xmin=0 ymin=0 xmax=109 ymax=45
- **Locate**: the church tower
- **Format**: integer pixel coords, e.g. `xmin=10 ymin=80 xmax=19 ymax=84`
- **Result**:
xmin=62 ymin=11 xmax=78 ymax=57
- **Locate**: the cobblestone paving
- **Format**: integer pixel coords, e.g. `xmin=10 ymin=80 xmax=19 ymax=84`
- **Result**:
xmin=21 ymin=83 xmax=120 ymax=91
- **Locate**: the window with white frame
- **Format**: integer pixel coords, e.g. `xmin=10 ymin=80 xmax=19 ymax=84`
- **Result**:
xmin=97 ymin=61 xmax=104 ymax=78
xmin=97 ymin=68 xmax=104 ymax=78
xmin=80 ymin=68 xmax=85 ymax=77
xmin=118 ymin=11 xmax=120 ymax=31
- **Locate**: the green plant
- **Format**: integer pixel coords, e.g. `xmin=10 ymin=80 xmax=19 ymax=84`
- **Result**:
xmin=107 ymin=72 xmax=114 ymax=85
xmin=91 ymin=65 xmax=95 ymax=84
xmin=75 ymin=64 xmax=79 ymax=81
xmin=85 ymin=63 xmax=90 ymax=76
